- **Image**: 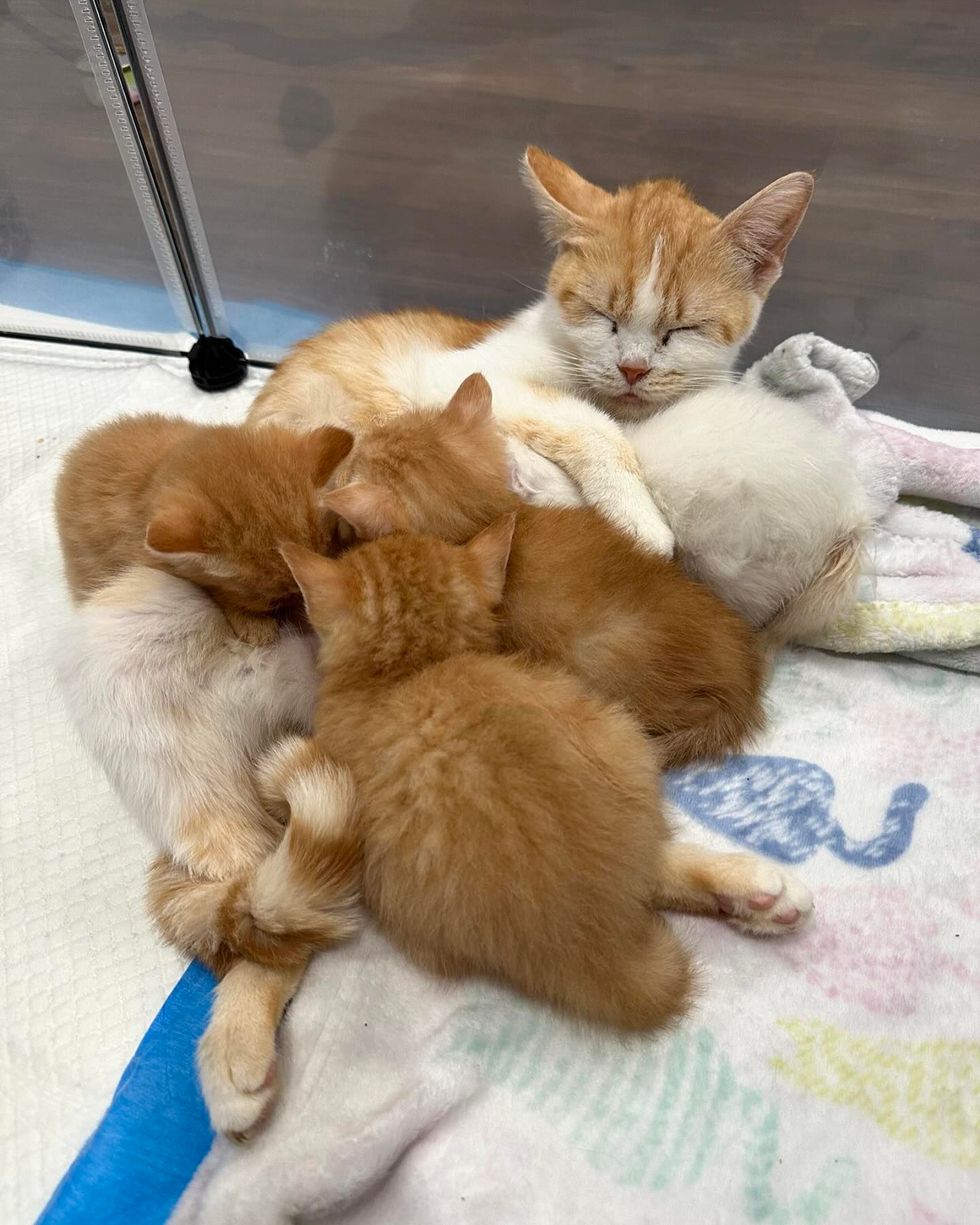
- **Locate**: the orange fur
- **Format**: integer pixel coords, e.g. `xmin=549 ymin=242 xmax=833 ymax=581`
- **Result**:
xmin=247 ymin=151 xmax=811 ymax=428
xmin=524 ymin=146 xmax=810 ymax=347
xmin=326 ymin=377 xmax=765 ymax=768
xmin=55 ymin=414 xmax=353 ymax=644
xmin=248 ymin=309 xmax=498 ymax=430
xmin=283 ymin=527 xmax=695 ymax=1032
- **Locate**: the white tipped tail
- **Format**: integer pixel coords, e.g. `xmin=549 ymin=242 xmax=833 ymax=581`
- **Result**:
xmin=148 ymin=737 xmax=362 ymax=970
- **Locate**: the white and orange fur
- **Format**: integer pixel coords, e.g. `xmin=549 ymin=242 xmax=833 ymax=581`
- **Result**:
xmin=247 ymin=147 xmax=816 ymax=559
xmin=54 ymin=566 xmax=363 ymax=1134
xmin=53 ymin=416 xmax=367 ymax=1134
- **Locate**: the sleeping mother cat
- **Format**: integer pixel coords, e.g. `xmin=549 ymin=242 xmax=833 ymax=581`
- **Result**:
xmin=247 ymin=148 xmax=814 ymax=558
xmin=249 ymin=150 xmax=868 ymax=641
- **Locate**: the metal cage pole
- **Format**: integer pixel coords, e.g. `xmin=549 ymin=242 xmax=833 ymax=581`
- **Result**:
xmin=68 ymin=0 xmax=246 ymax=389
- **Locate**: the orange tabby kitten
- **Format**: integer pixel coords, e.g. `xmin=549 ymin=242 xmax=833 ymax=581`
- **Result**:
xmin=277 ymin=521 xmax=812 ymax=1027
xmin=56 ymin=414 xmax=353 ymax=645
xmin=284 ymin=519 xmax=694 ymax=1031
xmin=325 ymin=374 xmax=766 ymax=767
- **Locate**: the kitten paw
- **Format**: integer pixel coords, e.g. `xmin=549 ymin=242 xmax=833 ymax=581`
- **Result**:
xmin=197 ymin=1014 xmax=279 ymax=1140
xmin=713 ymin=856 xmax=813 ymax=935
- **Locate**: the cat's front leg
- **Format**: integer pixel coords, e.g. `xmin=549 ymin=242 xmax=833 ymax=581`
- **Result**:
xmin=496 ymin=390 xmax=675 ymax=556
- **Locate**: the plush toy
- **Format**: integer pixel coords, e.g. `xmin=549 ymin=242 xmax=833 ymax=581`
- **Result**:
xmin=746 ymin=334 xmax=980 ymax=671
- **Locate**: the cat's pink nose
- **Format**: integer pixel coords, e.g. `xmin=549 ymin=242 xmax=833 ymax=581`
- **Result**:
xmin=618 ymin=363 xmax=650 ymax=387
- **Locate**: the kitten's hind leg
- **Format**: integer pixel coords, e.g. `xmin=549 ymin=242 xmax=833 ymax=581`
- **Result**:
xmin=197 ymin=959 xmax=306 ymax=1139
xmin=650 ymin=841 xmax=813 ymax=935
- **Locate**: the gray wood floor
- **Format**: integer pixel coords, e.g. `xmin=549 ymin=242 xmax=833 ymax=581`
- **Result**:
xmin=2 ymin=0 xmax=978 ymax=428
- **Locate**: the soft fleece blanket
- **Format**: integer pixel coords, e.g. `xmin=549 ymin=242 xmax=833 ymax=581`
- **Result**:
xmin=24 ymin=335 xmax=979 ymax=1224
xmin=169 ymin=647 xmax=979 ymax=1225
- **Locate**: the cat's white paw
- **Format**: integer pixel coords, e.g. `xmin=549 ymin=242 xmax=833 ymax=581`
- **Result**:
xmin=197 ymin=1013 xmax=279 ymax=1140
xmin=617 ymin=504 xmax=675 ymax=557
xmin=713 ymin=855 xmax=813 ymax=936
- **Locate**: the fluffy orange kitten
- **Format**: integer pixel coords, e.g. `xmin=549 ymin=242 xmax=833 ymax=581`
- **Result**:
xmin=56 ymin=414 xmax=353 ymax=644
xmin=276 ymin=521 xmax=811 ymax=1032
xmin=326 ymin=374 xmax=766 ymax=767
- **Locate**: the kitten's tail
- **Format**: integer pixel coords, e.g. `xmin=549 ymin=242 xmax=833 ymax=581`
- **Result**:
xmin=757 ymin=529 xmax=865 ymax=654
xmin=148 ymin=740 xmax=362 ymax=972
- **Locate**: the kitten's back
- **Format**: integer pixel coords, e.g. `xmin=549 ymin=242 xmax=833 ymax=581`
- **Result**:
xmin=329 ymin=650 xmax=693 ymax=1033
xmin=296 ymin=528 xmax=694 ymax=1033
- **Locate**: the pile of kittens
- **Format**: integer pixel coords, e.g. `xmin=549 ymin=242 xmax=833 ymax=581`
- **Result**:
xmin=54 ymin=150 xmax=869 ymax=1138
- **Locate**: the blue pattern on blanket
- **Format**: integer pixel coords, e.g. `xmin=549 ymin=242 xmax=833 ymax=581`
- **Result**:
xmin=666 ymin=756 xmax=928 ymax=867
xmin=963 ymin=526 xmax=980 ymax=560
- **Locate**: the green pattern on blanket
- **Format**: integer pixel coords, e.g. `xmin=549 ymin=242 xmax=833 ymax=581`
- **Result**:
xmin=445 ymin=1007 xmax=856 ymax=1221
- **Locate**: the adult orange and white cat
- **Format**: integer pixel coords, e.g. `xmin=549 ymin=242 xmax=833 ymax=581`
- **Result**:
xmin=248 ymin=148 xmax=816 ymax=558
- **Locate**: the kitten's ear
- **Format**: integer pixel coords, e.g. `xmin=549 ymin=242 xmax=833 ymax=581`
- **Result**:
xmin=279 ymin=542 xmax=350 ymax=623
xmin=304 ymin=426 xmax=354 ymax=485
xmin=719 ymin=172 xmax=814 ymax=292
xmin=522 ymin=147 xmax=611 ymax=245
xmin=146 ymin=504 xmax=238 ymax=579
xmin=443 ymin=373 xmax=493 ymax=432
xmin=321 ymin=482 xmax=406 ymax=540
xmin=465 ymin=513 xmax=517 ymax=604
xmin=146 ymin=503 xmax=206 ymax=556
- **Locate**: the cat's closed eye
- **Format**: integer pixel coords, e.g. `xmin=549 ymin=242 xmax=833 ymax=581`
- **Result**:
xmin=592 ymin=309 xmax=618 ymax=335
xmin=663 ymin=325 xmax=700 ymax=344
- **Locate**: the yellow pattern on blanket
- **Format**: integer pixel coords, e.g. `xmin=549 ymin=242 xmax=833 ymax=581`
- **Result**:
xmin=773 ymin=1018 xmax=980 ymax=1168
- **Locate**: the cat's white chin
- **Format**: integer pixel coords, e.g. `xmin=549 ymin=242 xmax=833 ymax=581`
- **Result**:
xmin=595 ymin=388 xmax=676 ymax=423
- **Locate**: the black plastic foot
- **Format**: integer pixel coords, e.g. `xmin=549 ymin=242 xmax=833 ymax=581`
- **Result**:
xmin=187 ymin=335 xmax=248 ymax=392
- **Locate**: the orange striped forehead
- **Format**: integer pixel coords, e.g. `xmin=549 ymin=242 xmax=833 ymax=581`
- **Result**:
xmin=549 ymin=178 xmax=755 ymax=343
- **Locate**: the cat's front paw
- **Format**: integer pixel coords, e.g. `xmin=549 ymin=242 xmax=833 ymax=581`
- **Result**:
xmin=197 ymin=1009 xmax=279 ymax=1140
xmin=714 ymin=856 xmax=814 ymax=935
xmin=628 ymin=507 xmax=675 ymax=557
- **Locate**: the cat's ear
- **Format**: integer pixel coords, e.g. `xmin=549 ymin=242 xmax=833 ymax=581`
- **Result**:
xmin=522 ymin=147 xmax=611 ymax=245
xmin=279 ymin=542 xmax=350 ymax=623
xmin=465 ymin=512 xmax=517 ymax=604
xmin=303 ymin=426 xmax=354 ymax=486
xmin=145 ymin=503 xmax=205 ymax=555
xmin=719 ymin=172 xmax=814 ymax=292
xmin=442 ymin=373 xmax=493 ymax=432
xmin=321 ymin=482 xmax=406 ymax=540
xmin=146 ymin=504 xmax=237 ymax=579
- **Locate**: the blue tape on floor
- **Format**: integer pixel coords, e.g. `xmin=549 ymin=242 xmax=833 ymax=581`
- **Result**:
xmin=0 ymin=260 xmax=330 ymax=353
xmin=37 ymin=962 xmax=217 ymax=1225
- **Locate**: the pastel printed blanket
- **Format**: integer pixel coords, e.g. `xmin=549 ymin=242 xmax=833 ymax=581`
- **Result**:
xmin=171 ymin=647 xmax=980 ymax=1225
xmin=14 ymin=339 xmax=977 ymax=1225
